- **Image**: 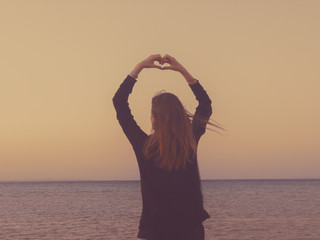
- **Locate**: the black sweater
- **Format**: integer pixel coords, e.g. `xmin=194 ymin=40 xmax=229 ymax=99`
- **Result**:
xmin=112 ymin=74 xmax=212 ymax=238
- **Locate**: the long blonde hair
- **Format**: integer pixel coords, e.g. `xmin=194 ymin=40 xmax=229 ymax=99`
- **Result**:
xmin=143 ymin=91 xmax=225 ymax=172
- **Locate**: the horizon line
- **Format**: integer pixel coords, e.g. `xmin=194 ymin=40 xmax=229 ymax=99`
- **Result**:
xmin=1 ymin=177 xmax=320 ymax=183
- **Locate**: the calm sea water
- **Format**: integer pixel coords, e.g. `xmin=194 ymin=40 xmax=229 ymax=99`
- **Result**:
xmin=1 ymin=179 xmax=319 ymax=240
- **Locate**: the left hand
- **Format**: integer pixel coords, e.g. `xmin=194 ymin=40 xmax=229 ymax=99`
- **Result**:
xmin=138 ymin=54 xmax=163 ymax=69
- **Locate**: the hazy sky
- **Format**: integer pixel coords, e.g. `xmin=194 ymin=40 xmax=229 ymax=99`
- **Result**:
xmin=1 ymin=0 xmax=319 ymax=181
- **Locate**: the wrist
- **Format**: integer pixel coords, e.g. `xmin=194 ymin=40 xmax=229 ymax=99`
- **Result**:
xmin=187 ymin=78 xmax=197 ymax=85
xmin=130 ymin=63 xmax=144 ymax=79
xmin=180 ymin=68 xmax=195 ymax=83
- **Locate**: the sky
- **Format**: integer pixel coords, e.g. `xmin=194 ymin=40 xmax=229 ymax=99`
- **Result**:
xmin=0 ymin=0 xmax=319 ymax=181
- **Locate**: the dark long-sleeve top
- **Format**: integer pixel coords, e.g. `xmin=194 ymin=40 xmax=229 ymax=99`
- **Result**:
xmin=112 ymin=74 xmax=212 ymax=239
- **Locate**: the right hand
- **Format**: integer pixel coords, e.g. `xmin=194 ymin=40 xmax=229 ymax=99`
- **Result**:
xmin=160 ymin=54 xmax=186 ymax=73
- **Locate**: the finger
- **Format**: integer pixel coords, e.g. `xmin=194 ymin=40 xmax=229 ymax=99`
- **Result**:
xmin=155 ymin=55 xmax=164 ymax=65
xmin=152 ymin=64 xmax=163 ymax=69
xmin=160 ymin=56 xmax=166 ymax=65
xmin=161 ymin=60 xmax=170 ymax=67
xmin=162 ymin=54 xmax=173 ymax=64
xmin=147 ymin=55 xmax=160 ymax=65
xmin=162 ymin=66 xmax=173 ymax=70
xmin=160 ymin=57 xmax=169 ymax=65
xmin=152 ymin=54 xmax=162 ymax=61
xmin=163 ymin=54 xmax=173 ymax=59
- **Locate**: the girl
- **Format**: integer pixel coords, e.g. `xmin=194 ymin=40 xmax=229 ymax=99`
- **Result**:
xmin=113 ymin=54 xmax=222 ymax=240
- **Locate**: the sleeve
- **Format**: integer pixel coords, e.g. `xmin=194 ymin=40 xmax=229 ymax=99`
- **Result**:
xmin=188 ymin=79 xmax=213 ymax=142
xmin=112 ymin=74 xmax=148 ymax=147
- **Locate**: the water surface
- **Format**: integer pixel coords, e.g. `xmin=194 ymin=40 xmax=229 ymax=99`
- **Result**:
xmin=1 ymin=179 xmax=319 ymax=239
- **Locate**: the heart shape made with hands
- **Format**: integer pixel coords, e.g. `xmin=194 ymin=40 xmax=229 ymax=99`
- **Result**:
xmin=153 ymin=59 xmax=172 ymax=70
xmin=154 ymin=58 xmax=170 ymax=67
xmin=143 ymin=55 xmax=177 ymax=70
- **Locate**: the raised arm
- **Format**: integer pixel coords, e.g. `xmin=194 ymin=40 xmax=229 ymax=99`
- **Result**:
xmin=182 ymin=68 xmax=212 ymax=142
xmin=112 ymin=54 xmax=163 ymax=147
xmin=161 ymin=54 xmax=213 ymax=142
xmin=112 ymin=74 xmax=147 ymax=148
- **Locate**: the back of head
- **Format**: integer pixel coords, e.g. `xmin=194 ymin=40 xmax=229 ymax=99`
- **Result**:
xmin=143 ymin=91 xmax=197 ymax=171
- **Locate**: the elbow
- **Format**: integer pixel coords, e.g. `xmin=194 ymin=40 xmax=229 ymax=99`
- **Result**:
xmin=208 ymin=105 xmax=213 ymax=118
xmin=210 ymin=98 xmax=213 ymax=114
xmin=207 ymin=100 xmax=213 ymax=118
xmin=208 ymin=98 xmax=213 ymax=115
xmin=112 ymin=93 xmax=127 ymax=110
xmin=112 ymin=94 xmax=119 ymax=107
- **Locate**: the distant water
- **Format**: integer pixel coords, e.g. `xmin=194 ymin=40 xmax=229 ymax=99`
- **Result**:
xmin=1 ymin=179 xmax=320 ymax=240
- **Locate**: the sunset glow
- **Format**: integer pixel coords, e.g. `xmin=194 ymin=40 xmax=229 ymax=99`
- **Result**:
xmin=1 ymin=1 xmax=319 ymax=181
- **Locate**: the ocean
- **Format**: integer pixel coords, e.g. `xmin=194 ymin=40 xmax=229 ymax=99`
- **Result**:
xmin=0 ymin=179 xmax=319 ymax=240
